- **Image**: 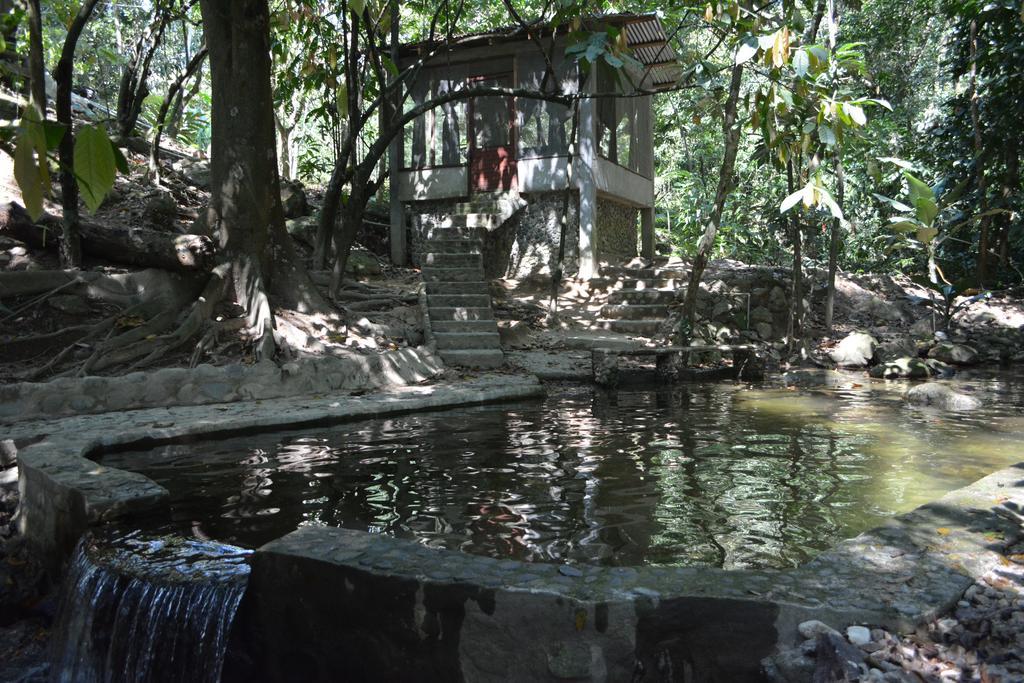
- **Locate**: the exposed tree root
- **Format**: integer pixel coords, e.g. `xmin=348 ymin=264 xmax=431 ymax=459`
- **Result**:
xmin=84 ymin=263 xmax=231 ymax=373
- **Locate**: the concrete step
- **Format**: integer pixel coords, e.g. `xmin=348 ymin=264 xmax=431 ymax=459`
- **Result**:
xmin=452 ymin=202 xmax=502 ymax=215
xmin=431 ymin=319 xmax=499 ymax=334
xmin=600 ymin=319 xmax=665 ymax=335
xmin=439 ymin=348 xmax=505 ymax=369
xmin=608 ymin=289 xmax=677 ymax=305
xmin=428 ymin=306 xmax=494 ymax=321
xmin=421 ymin=214 xmax=499 ymax=229
xmin=600 ymin=304 xmax=671 ymax=320
xmin=425 ymin=281 xmax=490 ymax=295
xmin=600 ymin=265 xmax=658 ymax=279
xmin=423 ymin=252 xmax=482 ymax=268
xmin=590 ymin=277 xmax=686 ymax=291
xmin=434 ymin=332 xmax=502 ymax=350
xmin=426 ymin=294 xmax=491 ymax=308
xmin=421 ymin=225 xmax=483 ymax=240
xmin=426 ymin=239 xmax=482 ymax=254
xmin=422 ymin=267 xmax=485 ymax=283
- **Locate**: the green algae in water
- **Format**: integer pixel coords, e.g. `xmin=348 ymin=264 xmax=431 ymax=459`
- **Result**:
xmin=99 ymin=369 xmax=1024 ymax=570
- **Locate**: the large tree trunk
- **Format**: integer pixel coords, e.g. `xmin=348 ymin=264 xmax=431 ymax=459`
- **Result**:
xmin=200 ymin=0 xmax=328 ymax=357
xmin=25 ymin=0 xmax=45 ymax=118
xmin=968 ymin=18 xmax=990 ymax=287
xmin=680 ymin=62 xmax=744 ymax=338
xmin=999 ymin=138 xmax=1018 ymax=271
xmin=54 ymin=0 xmax=101 ymax=269
xmin=115 ymin=10 xmax=169 ymax=138
xmin=0 ymin=201 xmax=214 ymax=270
xmin=785 ymin=159 xmax=804 ymax=354
xmin=824 ymin=151 xmax=845 ymax=332
xmin=149 ymin=45 xmax=208 ymax=177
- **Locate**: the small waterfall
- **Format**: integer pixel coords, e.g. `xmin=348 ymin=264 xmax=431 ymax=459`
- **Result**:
xmin=49 ymin=532 xmax=251 ymax=683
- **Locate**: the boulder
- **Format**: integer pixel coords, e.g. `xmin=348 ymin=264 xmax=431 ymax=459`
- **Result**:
xmin=285 ymin=215 xmax=319 ymax=247
xmin=782 ymin=369 xmax=850 ymax=388
xmin=909 ymin=316 xmax=934 ymax=337
xmin=869 ymin=356 xmax=929 ymax=380
xmin=750 ymin=306 xmax=773 ymax=324
xmin=280 ymin=180 xmax=310 ymax=219
xmin=174 ymin=159 xmax=210 ymax=189
xmin=830 ymin=331 xmax=878 ymax=367
xmin=928 ymin=342 xmax=979 ymax=366
xmin=874 ymin=335 xmax=916 ymax=363
xmin=345 ymin=250 xmax=382 ymax=276
xmin=905 ymin=383 xmax=982 ymax=411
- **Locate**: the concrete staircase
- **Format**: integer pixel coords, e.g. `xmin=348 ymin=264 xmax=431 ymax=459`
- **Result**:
xmin=419 ymin=199 xmax=507 ymax=368
xmin=594 ymin=262 xmax=688 ymax=336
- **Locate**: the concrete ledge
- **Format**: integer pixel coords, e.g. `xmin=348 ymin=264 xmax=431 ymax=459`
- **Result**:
xmin=10 ymin=374 xmax=545 ymax=575
xmin=0 ymin=346 xmax=444 ymax=423
xmin=228 ymin=464 xmax=1024 ymax=682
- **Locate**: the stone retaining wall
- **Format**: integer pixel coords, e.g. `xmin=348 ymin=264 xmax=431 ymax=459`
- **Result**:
xmin=229 ymin=464 xmax=1024 ymax=681
xmin=595 ymin=196 xmax=638 ymax=264
xmin=0 ymin=347 xmax=443 ymax=423
xmin=8 ymin=375 xmax=546 ymax=576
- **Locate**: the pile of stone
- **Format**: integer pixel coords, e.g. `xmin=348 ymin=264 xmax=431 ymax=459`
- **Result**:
xmin=765 ymin=539 xmax=1024 ymax=682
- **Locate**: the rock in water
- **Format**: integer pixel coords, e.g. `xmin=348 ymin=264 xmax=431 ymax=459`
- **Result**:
xmin=49 ymin=532 xmax=250 ymax=683
xmin=928 ymin=342 xmax=979 ymax=366
xmin=869 ymin=356 xmax=930 ymax=380
xmin=830 ymin=331 xmax=878 ymax=367
xmin=905 ymin=383 xmax=982 ymax=411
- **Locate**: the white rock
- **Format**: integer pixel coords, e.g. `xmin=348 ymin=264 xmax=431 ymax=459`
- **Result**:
xmin=798 ymin=619 xmax=840 ymax=640
xmin=847 ymin=625 xmax=872 ymax=646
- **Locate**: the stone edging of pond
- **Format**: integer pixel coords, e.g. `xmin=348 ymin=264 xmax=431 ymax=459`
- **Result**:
xmin=8 ymin=371 xmax=1022 ymax=680
xmin=9 ymin=373 xmax=544 ymax=575
xmin=0 ymin=346 xmax=444 ymax=423
xmin=229 ymin=465 xmax=1024 ymax=681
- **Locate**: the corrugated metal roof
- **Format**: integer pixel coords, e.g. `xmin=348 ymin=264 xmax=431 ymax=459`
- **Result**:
xmin=623 ymin=17 xmax=683 ymax=90
xmin=401 ymin=12 xmax=682 ymax=91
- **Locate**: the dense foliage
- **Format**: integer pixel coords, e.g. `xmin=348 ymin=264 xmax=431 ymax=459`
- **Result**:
xmin=2 ymin=0 xmax=1021 ymax=287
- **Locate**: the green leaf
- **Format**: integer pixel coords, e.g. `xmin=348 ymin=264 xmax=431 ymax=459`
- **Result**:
xmin=916 ymin=226 xmax=938 ymax=243
xmin=74 ymin=125 xmax=117 ymax=214
xmin=844 ymin=103 xmax=866 ymax=125
xmin=112 ymin=143 xmax=129 ymax=175
xmin=43 ymin=122 xmax=66 ymax=150
xmin=780 ymin=188 xmax=804 ymax=214
xmin=817 ymin=186 xmax=844 ymax=221
xmin=349 ymin=0 xmax=365 ymax=15
xmin=873 ymin=193 xmax=914 ymax=213
xmin=889 ymin=220 xmax=919 ymax=233
xmin=904 ymin=171 xmax=934 ymax=206
xmin=818 ymin=124 xmax=836 ymax=145
xmin=792 ymin=49 xmax=809 ymax=77
xmin=735 ymin=36 xmax=759 ymax=65
xmin=879 ymin=156 xmax=914 ymax=170
xmin=915 ymin=196 xmax=938 ymax=226
xmin=13 ymin=130 xmax=45 ymax=220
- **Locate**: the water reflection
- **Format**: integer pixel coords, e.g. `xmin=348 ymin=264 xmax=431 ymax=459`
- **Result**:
xmin=101 ymin=370 xmax=1024 ymax=569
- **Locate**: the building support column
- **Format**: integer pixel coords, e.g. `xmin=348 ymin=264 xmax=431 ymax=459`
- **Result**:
xmin=641 ymin=207 xmax=655 ymax=261
xmin=576 ymin=77 xmax=597 ymax=279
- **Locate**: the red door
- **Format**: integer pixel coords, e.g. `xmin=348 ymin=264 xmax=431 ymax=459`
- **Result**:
xmin=468 ymin=75 xmax=517 ymax=193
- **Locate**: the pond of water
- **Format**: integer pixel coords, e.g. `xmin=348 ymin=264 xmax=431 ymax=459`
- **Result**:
xmin=100 ymin=370 xmax=1024 ymax=569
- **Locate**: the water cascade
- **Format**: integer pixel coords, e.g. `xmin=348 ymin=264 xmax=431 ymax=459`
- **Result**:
xmin=49 ymin=532 xmax=251 ymax=683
